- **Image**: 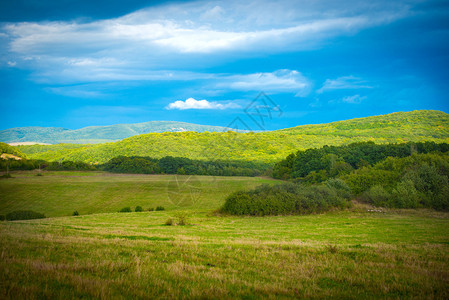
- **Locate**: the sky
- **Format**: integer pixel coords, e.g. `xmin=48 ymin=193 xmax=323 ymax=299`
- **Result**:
xmin=0 ymin=0 xmax=448 ymax=131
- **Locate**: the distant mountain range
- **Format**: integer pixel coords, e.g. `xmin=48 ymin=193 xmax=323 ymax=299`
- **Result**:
xmin=15 ymin=110 xmax=449 ymax=164
xmin=0 ymin=121 xmax=248 ymax=144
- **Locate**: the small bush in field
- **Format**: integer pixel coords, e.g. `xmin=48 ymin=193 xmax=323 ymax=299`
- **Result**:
xmin=176 ymin=213 xmax=189 ymax=226
xmin=135 ymin=206 xmax=143 ymax=212
xmin=221 ymin=182 xmax=348 ymax=216
xmin=148 ymin=207 xmax=155 ymax=211
xmin=72 ymin=211 xmax=79 ymax=216
xmin=6 ymin=210 xmax=46 ymax=221
xmin=119 ymin=207 xmax=132 ymax=213
xmin=165 ymin=218 xmax=174 ymax=226
xmin=156 ymin=206 xmax=165 ymax=211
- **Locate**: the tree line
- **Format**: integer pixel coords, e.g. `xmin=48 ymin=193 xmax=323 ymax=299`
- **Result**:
xmin=222 ymin=142 xmax=449 ymax=214
xmin=102 ymin=156 xmax=268 ymax=176
xmin=0 ymin=155 xmax=268 ymax=177
xmin=273 ymin=141 xmax=449 ymax=180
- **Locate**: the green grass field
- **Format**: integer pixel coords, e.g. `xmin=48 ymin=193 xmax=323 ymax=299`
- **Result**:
xmin=0 ymin=171 xmax=277 ymax=217
xmin=1 ymin=172 xmax=449 ymax=298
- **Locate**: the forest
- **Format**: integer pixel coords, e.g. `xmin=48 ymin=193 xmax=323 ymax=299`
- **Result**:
xmin=0 ymin=154 xmax=267 ymax=177
xmin=15 ymin=110 xmax=449 ymax=164
xmin=272 ymin=141 xmax=449 ymax=180
xmin=223 ymin=142 xmax=449 ymax=214
xmin=102 ymin=155 xmax=268 ymax=176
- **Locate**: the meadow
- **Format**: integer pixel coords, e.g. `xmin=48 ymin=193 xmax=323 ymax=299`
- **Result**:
xmin=0 ymin=172 xmax=277 ymax=217
xmin=1 ymin=171 xmax=449 ymax=298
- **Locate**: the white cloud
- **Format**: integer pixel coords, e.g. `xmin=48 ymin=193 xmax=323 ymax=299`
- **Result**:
xmin=7 ymin=61 xmax=16 ymax=67
xmin=4 ymin=14 xmax=374 ymax=55
xmin=0 ymin=0 xmax=412 ymax=84
xmin=37 ymin=67 xmax=310 ymax=96
xmin=317 ymin=76 xmax=373 ymax=93
xmin=341 ymin=94 xmax=367 ymax=104
xmin=166 ymin=97 xmax=241 ymax=110
xmin=223 ymin=69 xmax=311 ymax=96
xmin=153 ymin=16 xmax=374 ymax=53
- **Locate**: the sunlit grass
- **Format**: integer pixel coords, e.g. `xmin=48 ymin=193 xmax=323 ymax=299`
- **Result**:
xmin=0 ymin=171 xmax=448 ymax=298
xmin=1 ymin=210 xmax=448 ymax=299
xmin=0 ymin=172 xmax=278 ymax=217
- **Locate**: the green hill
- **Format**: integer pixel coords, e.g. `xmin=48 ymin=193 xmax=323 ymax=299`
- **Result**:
xmin=17 ymin=110 xmax=449 ymax=164
xmin=0 ymin=121 xmax=248 ymax=144
xmin=0 ymin=142 xmax=27 ymax=159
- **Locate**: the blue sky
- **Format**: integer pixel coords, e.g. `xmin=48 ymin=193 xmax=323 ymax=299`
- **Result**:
xmin=0 ymin=0 xmax=448 ymax=131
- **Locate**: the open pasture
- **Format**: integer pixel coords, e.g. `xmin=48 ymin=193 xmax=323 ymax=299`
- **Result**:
xmin=0 ymin=171 xmax=448 ymax=298
xmin=0 ymin=171 xmax=277 ymax=217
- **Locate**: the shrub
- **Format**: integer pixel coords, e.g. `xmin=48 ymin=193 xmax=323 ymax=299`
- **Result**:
xmin=72 ymin=210 xmax=79 ymax=216
xmin=119 ymin=207 xmax=132 ymax=213
xmin=6 ymin=210 xmax=46 ymax=221
xmin=36 ymin=173 xmax=43 ymax=176
xmin=0 ymin=173 xmax=13 ymax=179
xmin=148 ymin=207 xmax=155 ymax=211
xmin=361 ymin=185 xmax=391 ymax=207
xmin=165 ymin=218 xmax=174 ymax=226
xmin=176 ymin=213 xmax=189 ymax=226
xmin=325 ymin=178 xmax=352 ymax=199
xmin=432 ymin=185 xmax=449 ymax=211
xmin=135 ymin=206 xmax=143 ymax=212
xmin=0 ymin=215 xmax=5 ymax=221
xmin=156 ymin=206 xmax=165 ymax=211
xmin=391 ymin=180 xmax=420 ymax=208
xmin=325 ymin=178 xmax=350 ymax=191
xmin=221 ymin=182 xmax=348 ymax=216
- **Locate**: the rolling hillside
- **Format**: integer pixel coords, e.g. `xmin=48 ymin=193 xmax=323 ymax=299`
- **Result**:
xmin=17 ymin=110 xmax=449 ymax=164
xmin=0 ymin=142 xmax=27 ymax=159
xmin=0 ymin=121 xmax=248 ymax=144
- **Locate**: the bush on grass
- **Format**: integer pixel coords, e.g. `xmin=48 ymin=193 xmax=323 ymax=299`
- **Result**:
xmin=221 ymin=182 xmax=349 ymax=216
xmin=176 ymin=213 xmax=189 ymax=226
xmin=119 ymin=207 xmax=132 ymax=213
xmin=164 ymin=214 xmax=189 ymax=226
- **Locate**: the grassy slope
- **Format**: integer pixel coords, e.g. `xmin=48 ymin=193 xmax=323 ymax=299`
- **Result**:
xmin=1 ymin=210 xmax=448 ymax=298
xmin=0 ymin=172 xmax=278 ymax=217
xmin=17 ymin=110 xmax=449 ymax=164
xmin=0 ymin=171 xmax=448 ymax=298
